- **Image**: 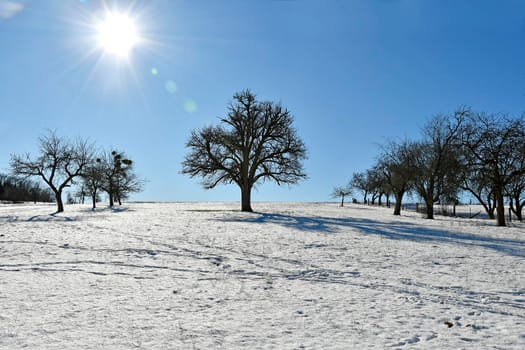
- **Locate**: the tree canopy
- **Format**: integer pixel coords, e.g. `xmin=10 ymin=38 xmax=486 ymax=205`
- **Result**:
xmin=182 ymin=90 xmax=307 ymax=212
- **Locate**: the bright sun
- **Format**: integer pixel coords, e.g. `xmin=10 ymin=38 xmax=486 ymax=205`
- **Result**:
xmin=96 ymin=12 xmax=139 ymax=58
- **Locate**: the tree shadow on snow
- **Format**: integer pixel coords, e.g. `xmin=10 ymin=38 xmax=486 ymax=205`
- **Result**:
xmin=26 ymin=213 xmax=75 ymax=222
xmin=82 ymin=206 xmax=131 ymax=214
xmin=220 ymin=213 xmax=525 ymax=258
xmin=110 ymin=206 xmax=130 ymax=213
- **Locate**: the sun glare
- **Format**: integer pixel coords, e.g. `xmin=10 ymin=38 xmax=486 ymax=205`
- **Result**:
xmin=96 ymin=12 xmax=139 ymax=58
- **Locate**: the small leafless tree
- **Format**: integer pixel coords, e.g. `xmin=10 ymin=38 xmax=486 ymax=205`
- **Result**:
xmin=506 ymin=125 xmax=525 ymax=221
xmin=182 ymin=90 xmax=307 ymax=212
xmin=349 ymin=172 xmax=369 ymax=204
xmin=507 ymin=174 xmax=525 ymax=221
xmin=82 ymin=161 xmax=105 ymax=209
xmin=377 ymin=139 xmax=417 ymax=215
xmin=10 ymin=131 xmax=94 ymax=212
xmin=96 ymin=150 xmax=143 ymax=207
xmin=367 ymin=166 xmax=386 ymax=206
xmin=331 ymin=185 xmax=352 ymax=207
xmin=113 ymin=166 xmax=144 ymax=205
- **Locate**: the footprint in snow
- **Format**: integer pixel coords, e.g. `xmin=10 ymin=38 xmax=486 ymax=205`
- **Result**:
xmin=425 ymin=334 xmax=437 ymax=341
xmin=406 ymin=336 xmax=420 ymax=344
xmin=392 ymin=336 xmax=420 ymax=347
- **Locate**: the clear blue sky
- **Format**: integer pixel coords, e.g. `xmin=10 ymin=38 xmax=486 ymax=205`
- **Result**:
xmin=1 ymin=0 xmax=524 ymax=203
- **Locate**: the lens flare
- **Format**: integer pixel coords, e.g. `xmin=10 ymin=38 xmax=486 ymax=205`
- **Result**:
xmin=165 ymin=80 xmax=177 ymax=94
xmin=184 ymin=100 xmax=198 ymax=113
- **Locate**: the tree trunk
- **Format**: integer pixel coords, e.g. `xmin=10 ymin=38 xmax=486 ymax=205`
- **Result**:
xmin=494 ymin=187 xmax=506 ymax=226
xmin=487 ymin=197 xmax=496 ymax=219
xmin=55 ymin=191 xmax=64 ymax=213
xmin=423 ymin=184 xmax=435 ymax=219
xmin=108 ymin=191 xmax=114 ymax=207
xmin=92 ymin=193 xmax=97 ymax=209
xmin=393 ymin=191 xmax=404 ymax=215
xmin=340 ymin=195 xmax=344 ymax=207
xmin=425 ymin=198 xmax=434 ymax=219
xmin=241 ymin=186 xmax=253 ymax=212
xmin=510 ymin=195 xmax=523 ymax=222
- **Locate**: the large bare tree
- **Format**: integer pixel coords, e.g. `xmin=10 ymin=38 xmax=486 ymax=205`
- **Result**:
xmin=461 ymin=112 xmax=525 ymax=226
xmin=412 ymin=108 xmax=468 ymax=219
xmin=10 ymin=131 xmax=94 ymax=212
xmin=182 ymin=90 xmax=307 ymax=212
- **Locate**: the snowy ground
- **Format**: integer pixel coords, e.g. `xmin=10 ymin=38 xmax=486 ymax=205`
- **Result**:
xmin=0 ymin=202 xmax=524 ymax=349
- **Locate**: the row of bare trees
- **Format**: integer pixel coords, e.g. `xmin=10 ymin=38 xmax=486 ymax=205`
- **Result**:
xmin=337 ymin=108 xmax=525 ymax=226
xmin=9 ymin=131 xmax=143 ymax=212
xmin=8 ymin=90 xmax=305 ymax=213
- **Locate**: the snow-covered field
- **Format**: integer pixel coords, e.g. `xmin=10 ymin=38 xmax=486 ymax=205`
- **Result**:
xmin=0 ymin=202 xmax=524 ymax=349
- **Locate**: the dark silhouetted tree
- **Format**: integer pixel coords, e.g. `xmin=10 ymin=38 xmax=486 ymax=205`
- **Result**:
xmin=460 ymin=166 xmax=496 ymax=219
xmin=96 ymin=150 xmax=143 ymax=207
xmin=412 ymin=109 xmax=467 ymax=219
xmin=349 ymin=172 xmax=369 ymax=204
xmin=182 ymin=90 xmax=307 ymax=212
xmin=82 ymin=160 xmax=105 ymax=209
xmin=506 ymin=172 xmax=525 ymax=221
xmin=366 ymin=166 xmax=385 ymax=206
xmin=505 ymin=121 xmax=525 ymax=221
xmin=461 ymin=112 xmax=525 ymax=226
xmin=331 ymin=184 xmax=352 ymax=207
xmin=10 ymin=131 xmax=94 ymax=212
xmin=377 ymin=139 xmax=417 ymax=215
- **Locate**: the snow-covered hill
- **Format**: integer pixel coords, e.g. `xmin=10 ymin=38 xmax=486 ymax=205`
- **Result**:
xmin=1 ymin=202 xmax=524 ymax=349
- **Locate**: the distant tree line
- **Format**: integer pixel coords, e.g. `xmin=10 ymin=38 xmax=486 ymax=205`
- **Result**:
xmin=0 ymin=173 xmax=53 ymax=203
xmin=9 ymin=131 xmax=144 ymax=212
xmin=335 ymin=107 xmax=525 ymax=227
